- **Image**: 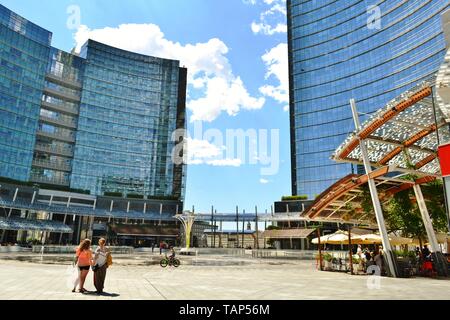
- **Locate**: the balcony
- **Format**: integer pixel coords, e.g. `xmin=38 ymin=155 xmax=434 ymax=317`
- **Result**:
xmin=29 ymin=174 xmax=70 ymax=186
xmin=36 ymin=130 xmax=75 ymax=143
xmin=41 ymin=101 xmax=79 ymax=115
xmin=34 ymin=143 xmax=74 ymax=157
xmin=43 ymin=87 xmax=81 ymax=103
xmin=32 ymin=158 xmax=72 ymax=172
xmin=39 ymin=114 xmax=77 ymax=129
xmin=45 ymin=73 xmax=82 ymax=90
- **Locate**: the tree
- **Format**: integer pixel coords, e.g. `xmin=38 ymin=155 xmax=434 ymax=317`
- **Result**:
xmin=383 ymin=181 xmax=448 ymax=241
xmin=420 ymin=180 xmax=448 ymax=233
xmin=384 ymin=189 xmax=426 ymax=240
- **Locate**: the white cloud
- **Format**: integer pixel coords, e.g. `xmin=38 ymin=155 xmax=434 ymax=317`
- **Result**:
xmin=260 ymin=178 xmax=269 ymax=184
xmin=246 ymin=0 xmax=287 ymax=36
xmin=185 ymin=138 xmax=241 ymax=167
xmin=186 ymin=138 xmax=222 ymax=160
xmin=207 ymin=159 xmax=242 ymax=167
xmin=259 ymin=43 xmax=289 ymax=111
xmin=74 ymin=23 xmax=264 ymax=122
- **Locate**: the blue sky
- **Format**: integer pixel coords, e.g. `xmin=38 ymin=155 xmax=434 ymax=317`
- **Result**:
xmin=2 ymin=0 xmax=290 ymax=215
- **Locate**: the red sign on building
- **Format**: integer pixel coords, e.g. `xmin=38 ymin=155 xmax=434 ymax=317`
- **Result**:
xmin=438 ymin=143 xmax=450 ymax=177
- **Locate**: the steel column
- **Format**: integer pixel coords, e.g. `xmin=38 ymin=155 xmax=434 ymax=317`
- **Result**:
xmin=236 ymin=206 xmax=239 ymax=248
xmin=350 ymin=99 xmax=399 ymax=277
xmin=413 ymin=184 xmax=448 ymax=276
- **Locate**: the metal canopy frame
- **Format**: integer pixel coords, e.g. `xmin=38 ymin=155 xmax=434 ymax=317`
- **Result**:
xmin=334 ymin=82 xmax=449 ymax=177
xmin=305 ymin=80 xmax=450 ymax=224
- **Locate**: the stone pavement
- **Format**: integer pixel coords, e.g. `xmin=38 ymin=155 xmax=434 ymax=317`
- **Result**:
xmin=0 ymin=257 xmax=449 ymax=300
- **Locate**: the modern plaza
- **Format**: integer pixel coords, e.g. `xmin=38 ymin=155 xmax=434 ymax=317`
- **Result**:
xmin=0 ymin=252 xmax=449 ymax=300
xmin=1 ymin=0 xmax=450 ymax=303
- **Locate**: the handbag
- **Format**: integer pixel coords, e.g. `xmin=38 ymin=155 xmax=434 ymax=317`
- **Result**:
xmin=106 ymin=252 xmax=113 ymax=267
xmin=92 ymin=264 xmax=100 ymax=272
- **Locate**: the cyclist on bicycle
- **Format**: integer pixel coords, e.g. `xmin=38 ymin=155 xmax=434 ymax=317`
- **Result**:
xmin=168 ymin=246 xmax=176 ymax=261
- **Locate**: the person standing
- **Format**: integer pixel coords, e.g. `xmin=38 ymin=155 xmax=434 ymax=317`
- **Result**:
xmin=374 ymin=247 xmax=384 ymax=275
xmin=93 ymin=238 xmax=110 ymax=294
xmin=422 ymin=245 xmax=431 ymax=261
xmin=152 ymin=242 xmax=155 ymax=254
xmin=73 ymin=239 xmax=93 ymax=293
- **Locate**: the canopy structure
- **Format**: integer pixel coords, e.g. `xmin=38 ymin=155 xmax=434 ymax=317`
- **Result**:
xmin=0 ymin=216 xmax=72 ymax=233
xmin=303 ymin=80 xmax=450 ymax=224
xmin=109 ymin=224 xmax=179 ymax=237
xmin=333 ymin=81 xmax=448 ymax=176
xmin=262 ymin=228 xmax=315 ymax=239
xmin=303 ymin=78 xmax=450 ymax=277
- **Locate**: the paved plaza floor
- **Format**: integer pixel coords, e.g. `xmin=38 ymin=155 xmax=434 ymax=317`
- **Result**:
xmin=0 ymin=254 xmax=449 ymax=300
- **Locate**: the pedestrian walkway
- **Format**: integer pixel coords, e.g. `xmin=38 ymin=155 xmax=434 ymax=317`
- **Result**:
xmin=0 ymin=259 xmax=449 ymax=300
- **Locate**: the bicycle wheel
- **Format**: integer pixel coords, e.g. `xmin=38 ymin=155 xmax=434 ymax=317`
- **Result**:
xmin=160 ymin=259 xmax=169 ymax=268
xmin=172 ymin=259 xmax=180 ymax=268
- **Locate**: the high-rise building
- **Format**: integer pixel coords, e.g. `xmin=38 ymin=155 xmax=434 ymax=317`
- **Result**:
xmin=0 ymin=5 xmax=187 ymax=246
xmin=287 ymin=0 xmax=450 ymax=198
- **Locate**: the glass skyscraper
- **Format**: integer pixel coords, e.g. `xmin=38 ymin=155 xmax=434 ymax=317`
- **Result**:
xmin=0 ymin=4 xmax=187 ymax=201
xmin=287 ymin=0 xmax=450 ymax=198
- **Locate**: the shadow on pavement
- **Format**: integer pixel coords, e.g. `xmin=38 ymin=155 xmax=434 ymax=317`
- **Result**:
xmin=82 ymin=291 xmax=120 ymax=297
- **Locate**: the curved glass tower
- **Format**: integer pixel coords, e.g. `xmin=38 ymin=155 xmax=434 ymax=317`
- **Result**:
xmin=288 ymin=0 xmax=450 ymax=198
xmin=70 ymin=40 xmax=185 ymax=198
xmin=0 ymin=5 xmax=187 ymax=201
xmin=0 ymin=5 xmax=51 ymax=181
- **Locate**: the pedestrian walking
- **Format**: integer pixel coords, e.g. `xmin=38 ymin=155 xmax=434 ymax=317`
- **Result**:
xmin=73 ymin=239 xmax=93 ymax=293
xmin=92 ymin=238 xmax=110 ymax=294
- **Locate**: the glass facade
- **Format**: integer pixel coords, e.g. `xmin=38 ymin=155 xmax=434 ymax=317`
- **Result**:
xmin=31 ymin=48 xmax=84 ymax=186
xmin=71 ymin=40 xmax=184 ymax=197
xmin=0 ymin=5 xmax=51 ymax=181
xmin=287 ymin=0 xmax=450 ymax=198
xmin=0 ymin=5 xmax=187 ymax=201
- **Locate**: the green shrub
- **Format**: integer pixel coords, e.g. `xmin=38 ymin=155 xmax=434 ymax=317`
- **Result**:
xmin=127 ymin=193 xmax=144 ymax=199
xmin=322 ymin=252 xmax=333 ymax=262
xmin=281 ymin=195 xmax=308 ymax=201
xmin=147 ymin=195 xmax=179 ymax=201
xmin=104 ymin=192 xmax=123 ymax=197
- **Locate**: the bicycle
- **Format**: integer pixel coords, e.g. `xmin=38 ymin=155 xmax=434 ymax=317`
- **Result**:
xmin=160 ymin=255 xmax=180 ymax=268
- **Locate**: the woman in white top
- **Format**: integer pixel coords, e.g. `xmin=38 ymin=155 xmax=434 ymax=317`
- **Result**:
xmin=93 ymin=238 xmax=110 ymax=294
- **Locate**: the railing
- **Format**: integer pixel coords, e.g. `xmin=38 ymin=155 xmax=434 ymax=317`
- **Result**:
xmin=39 ymin=115 xmax=77 ymax=129
xmin=0 ymin=246 xmax=31 ymax=253
xmin=32 ymin=158 xmax=71 ymax=172
xmin=32 ymin=245 xmax=134 ymax=254
xmin=45 ymin=73 xmax=82 ymax=89
xmin=194 ymin=248 xmax=246 ymax=256
xmin=43 ymin=87 xmax=81 ymax=102
xmin=36 ymin=129 xmax=75 ymax=143
xmin=41 ymin=100 xmax=79 ymax=115
xmin=29 ymin=174 xmax=70 ymax=186
xmin=251 ymin=249 xmax=342 ymax=260
xmin=34 ymin=143 xmax=73 ymax=157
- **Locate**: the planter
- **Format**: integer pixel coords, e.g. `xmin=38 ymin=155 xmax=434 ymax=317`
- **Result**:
xmin=352 ymin=264 xmax=360 ymax=272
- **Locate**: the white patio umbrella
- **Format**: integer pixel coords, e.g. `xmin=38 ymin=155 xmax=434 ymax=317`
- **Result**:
xmin=356 ymin=233 xmax=413 ymax=245
xmin=311 ymin=230 xmax=362 ymax=245
xmin=412 ymin=233 xmax=449 ymax=245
